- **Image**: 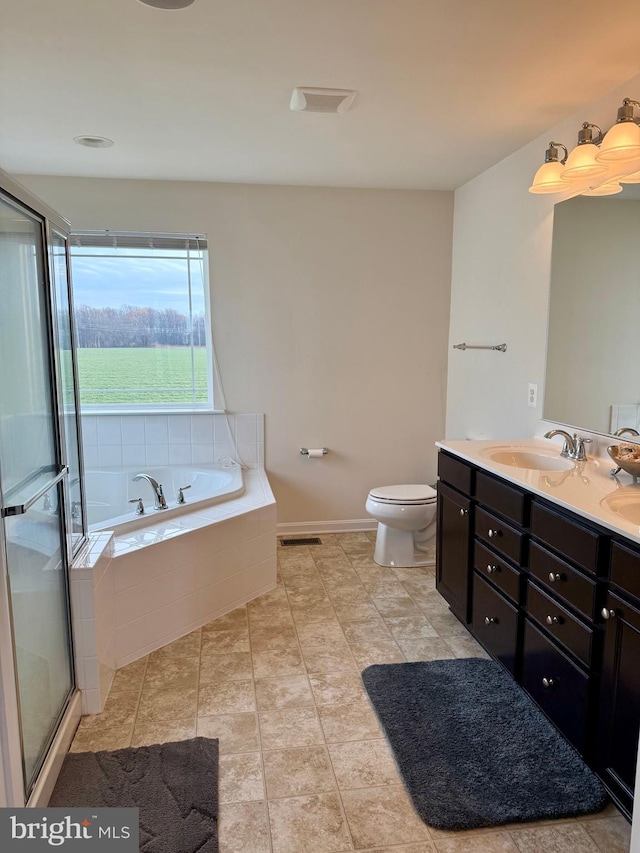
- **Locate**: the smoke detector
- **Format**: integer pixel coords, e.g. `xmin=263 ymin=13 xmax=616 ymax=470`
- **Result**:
xmin=74 ymin=136 xmax=114 ymax=149
xmin=290 ymin=87 xmax=357 ymax=114
xmin=137 ymin=1 xmax=196 ymax=9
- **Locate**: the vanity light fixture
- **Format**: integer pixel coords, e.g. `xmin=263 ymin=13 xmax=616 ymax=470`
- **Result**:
xmin=581 ymin=182 xmax=623 ymax=197
xmin=560 ymin=124 xmax=607 ymax=181
xmin=595 ymin=98 xmax=640 ymax=162
xmin=528 ymin=142 xmax=570 ymax=193
xmin=620 ymin=169 xmax=640 ymax=184
xmin=529 ymin=97 xmax=640 ymax=196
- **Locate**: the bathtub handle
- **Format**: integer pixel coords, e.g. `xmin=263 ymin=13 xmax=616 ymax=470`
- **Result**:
xmin=177 ymin=485 xmax=192 ymax=504
xmin=128 ymin=497 xmax=145 ymax=515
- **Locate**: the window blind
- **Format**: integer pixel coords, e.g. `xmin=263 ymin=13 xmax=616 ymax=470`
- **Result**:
xmin=70 ymin=231 xmax=207 ymax=252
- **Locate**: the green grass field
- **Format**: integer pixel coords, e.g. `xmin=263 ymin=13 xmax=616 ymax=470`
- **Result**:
xmin=77 ymin=347 xmax=208 ymax=405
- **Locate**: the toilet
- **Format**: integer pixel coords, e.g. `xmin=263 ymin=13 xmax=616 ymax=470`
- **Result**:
xmin=365 ymin=484 xmax=437 ymax=568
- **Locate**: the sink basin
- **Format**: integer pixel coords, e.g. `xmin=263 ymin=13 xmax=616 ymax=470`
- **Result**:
xmin=600 ymin=492 xmax=640 ymax=525
xmin=480 ymin=446 xmax=574 ymax=472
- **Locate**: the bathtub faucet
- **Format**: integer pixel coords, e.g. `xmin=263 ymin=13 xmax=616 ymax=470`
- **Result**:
xmin=132 ymin=473 xmax=168 ymax=510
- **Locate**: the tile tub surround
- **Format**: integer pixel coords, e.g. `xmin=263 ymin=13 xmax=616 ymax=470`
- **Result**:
xmin=69 ymin=532 xmax=629 ymax=853
xmin=81 ymin=412 xmax=265 ymax=470
xmin=69 ymin=532 xmax=116 ymax=714
xmin=112 ymin=467 xmax=277 ymax=667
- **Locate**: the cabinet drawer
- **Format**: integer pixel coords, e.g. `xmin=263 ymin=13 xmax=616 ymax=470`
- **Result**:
xmin=472 ymin=573 xmax=519 ymax=675
xmin=529 ymin=542 xmax=597 ymax=621
xmin=475 ymin=506 xmax=526 ymax=565
xmin=438 ymin=452 xmax=474 ymax=496
xmin=476 ymin=470 xmax=528 ymax=527
xmin=610 ymin=541 xmax=640 ymax=601
xmin=474 ymin=541 xmax=521 ymax=604
xmin=527 ymin=582 xmax=593 ymax=668
xmin=531 ymin=502 xmax=602 ymax=575
xmin=522 ymin=619 xmax=590 ymax=754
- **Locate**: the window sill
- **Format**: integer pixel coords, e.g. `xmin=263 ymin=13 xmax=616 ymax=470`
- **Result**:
xmin=80 ymin=407 xmax=227 ymax=416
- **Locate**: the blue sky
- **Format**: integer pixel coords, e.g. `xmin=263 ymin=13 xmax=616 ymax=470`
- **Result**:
xmin=70 ymin=254 xmax=206 ymax=315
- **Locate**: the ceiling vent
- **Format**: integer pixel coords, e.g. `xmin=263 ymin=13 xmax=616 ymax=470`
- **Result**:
xmin=290 ymin=87 xmax=357 ymax=114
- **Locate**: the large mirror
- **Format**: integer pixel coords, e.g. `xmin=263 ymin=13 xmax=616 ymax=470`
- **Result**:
xmin=544 ymin=184 xmax=640 ymax=436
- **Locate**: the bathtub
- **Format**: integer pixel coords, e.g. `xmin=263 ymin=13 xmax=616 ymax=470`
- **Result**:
xmin=85 ymin=464 xmax=244 ymax=534
xmin=72 ymin=464 xmax=277 ymax=692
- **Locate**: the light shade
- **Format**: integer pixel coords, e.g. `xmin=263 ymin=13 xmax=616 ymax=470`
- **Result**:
xmin=620 ymin=168 xmax=640 ymax=184
xmin=595 ymin=121 xmax=640 ymax=162
xmin=582 ymin=181 xmax=623 ymax=197
xmin=560 ymin=143 xmax=608 ymax=181
xmin=528 ymin=161 xmax=569 ymax=194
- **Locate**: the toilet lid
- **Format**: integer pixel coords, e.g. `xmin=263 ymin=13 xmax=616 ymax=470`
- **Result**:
xmin=368 ymin=484 xmax=437 ymax=505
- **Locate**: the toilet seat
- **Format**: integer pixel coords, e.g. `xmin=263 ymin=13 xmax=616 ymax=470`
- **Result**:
xmin=368 ymin=484 xmax=437 ymax=505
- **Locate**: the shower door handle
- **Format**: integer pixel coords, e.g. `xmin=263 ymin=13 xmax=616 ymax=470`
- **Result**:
xmin=1 ymin=466 xmax=69 ymax=517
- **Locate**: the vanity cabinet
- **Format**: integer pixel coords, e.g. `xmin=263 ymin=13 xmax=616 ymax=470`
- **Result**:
xmin=469 ymin=469 xmax=528 ymax=676
xmin=436 ymin=454 xmax=474 ymax=624
xmin=522 ymin=499 xmax=605 ymax=758
xmin=596 ymin=542 xmax=640 ymax=817
xmin=436 ymin=449 xmax=639 ymax=820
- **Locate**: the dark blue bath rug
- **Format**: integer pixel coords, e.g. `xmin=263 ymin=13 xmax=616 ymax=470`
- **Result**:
xmin=49 ymin=736 xmax=219 ymax=851
xmin=361 ymin=658 xmax=607 ymax=831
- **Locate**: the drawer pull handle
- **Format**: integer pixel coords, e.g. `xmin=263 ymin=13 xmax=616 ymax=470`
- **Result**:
xmin=486 ymin=564 xmax=498 ymax=574
xmin=484 ymin=616 xmax=497 ymax=625
xmin=542 ymin=677 xmax=555 ymax=688
xmin=459 ymin=508 xmax=468 ymax=517
xmin=545 ymin=615 xmax=560 ymax=625
xmin=548 ymin=572 xmax=561 ymax=583
xmin=601 ymin=608 xmax=616 ymax=620
xmin=487 ymin=528 xmax=501 ymax=539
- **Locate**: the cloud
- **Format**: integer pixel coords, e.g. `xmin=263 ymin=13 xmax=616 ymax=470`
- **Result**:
xmin=71 ymin=255 xmax=206 ymax=314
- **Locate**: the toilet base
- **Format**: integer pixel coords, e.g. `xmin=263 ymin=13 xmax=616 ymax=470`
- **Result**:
xmin=373 ymin=522 xmax=435 ymax=568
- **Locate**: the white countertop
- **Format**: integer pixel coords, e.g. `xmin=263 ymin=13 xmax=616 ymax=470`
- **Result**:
xmin=436 ymin=437 xmax=640 ymax=546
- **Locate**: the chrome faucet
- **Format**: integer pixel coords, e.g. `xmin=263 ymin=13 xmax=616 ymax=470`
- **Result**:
xmin=614 ymin=427 xmax=640 ymax=438
xmin=543 ymin=429 xmax=576 ymax=458
xmin=543 ymin=430 xmax=592 ymax=461
xmin=132 ymin=473 xmax=168 ymax=510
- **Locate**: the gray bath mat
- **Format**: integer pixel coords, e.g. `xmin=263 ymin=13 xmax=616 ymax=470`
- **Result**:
xmin=361 ymin=658 xmax=607 ymax=831
xmin=49 ymin=737 xmax=219 ymax=851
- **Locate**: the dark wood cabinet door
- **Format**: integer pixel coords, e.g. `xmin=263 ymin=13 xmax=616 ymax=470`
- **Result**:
xmin=596 ymin=591 xmax=640 ymax=818
xmin=522 ymin=620 xmax=590 ymax=755
xmin=472 ymin=572 xmax=519 ymax=675
xmin=436 ymin=481 xmax=472 ymax=624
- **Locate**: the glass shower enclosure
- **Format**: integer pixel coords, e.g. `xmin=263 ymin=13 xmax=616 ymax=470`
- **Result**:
xmin=0 ymin=170 xmax=85 ymax=804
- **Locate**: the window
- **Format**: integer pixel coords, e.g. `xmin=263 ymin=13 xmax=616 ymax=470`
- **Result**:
xmin=70 ymin=232 xmax=215 ymax=411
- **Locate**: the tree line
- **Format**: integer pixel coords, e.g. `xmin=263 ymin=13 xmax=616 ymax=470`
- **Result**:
xmin=69 ymin=305 xmax=207 ymax=348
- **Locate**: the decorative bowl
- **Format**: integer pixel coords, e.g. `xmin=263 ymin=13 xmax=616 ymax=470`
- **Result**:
xmin=607 ymin=444 xmax=640 ymax=477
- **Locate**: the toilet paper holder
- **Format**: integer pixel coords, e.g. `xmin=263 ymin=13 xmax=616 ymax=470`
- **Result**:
xmin=300 ymin=447 xmax=329 ymax=456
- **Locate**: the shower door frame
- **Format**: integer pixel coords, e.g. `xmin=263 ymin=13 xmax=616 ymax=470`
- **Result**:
xmin=0 ymin=170 xmax=85 ymax=806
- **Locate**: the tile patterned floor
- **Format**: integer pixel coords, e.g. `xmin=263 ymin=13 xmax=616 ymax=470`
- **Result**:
xmin=70 ymin=532 xmax=631 ymax=853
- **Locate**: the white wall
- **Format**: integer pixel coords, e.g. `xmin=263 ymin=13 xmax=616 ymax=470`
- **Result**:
xmin=447 ymin=72 xmax=640 ymax=441
xmin=17 ymin=176 xmax=454 ymax=525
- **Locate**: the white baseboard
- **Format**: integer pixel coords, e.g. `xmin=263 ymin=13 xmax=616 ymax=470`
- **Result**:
xmin=277 ymin=519 xmax=377 ymax=536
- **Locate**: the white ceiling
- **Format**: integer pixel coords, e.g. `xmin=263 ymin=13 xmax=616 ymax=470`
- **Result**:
xmin=2 ymin=0 xmax=640 ymax=190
